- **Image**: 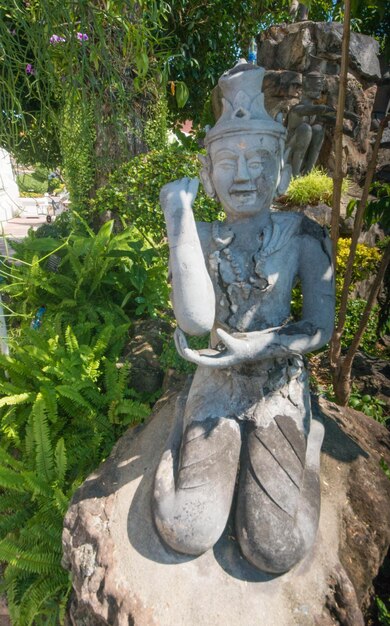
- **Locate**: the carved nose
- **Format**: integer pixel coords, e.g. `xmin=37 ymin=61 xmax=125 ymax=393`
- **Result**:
xmin=234 ymin=155 xmax=250 ymax=182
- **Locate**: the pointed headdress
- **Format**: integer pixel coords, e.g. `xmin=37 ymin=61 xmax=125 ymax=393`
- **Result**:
xmin=205 ymin=61 xmax=286 ymax=146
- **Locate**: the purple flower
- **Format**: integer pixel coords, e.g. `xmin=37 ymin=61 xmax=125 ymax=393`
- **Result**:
xmin=25 ymin=63 xmax=34 ymax=75
xmin=50 ymin=34 xmax=66 ymax=44
xmin=76 ymin=32 xmax=88 ymax=41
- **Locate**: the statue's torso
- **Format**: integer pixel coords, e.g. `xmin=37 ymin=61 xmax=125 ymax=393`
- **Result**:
xmin=198 ymin=211 xmax=305 ymax=341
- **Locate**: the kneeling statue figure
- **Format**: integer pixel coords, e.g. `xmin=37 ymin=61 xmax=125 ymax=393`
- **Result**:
xmin=152 ymin=61 xmax=335 ymax=574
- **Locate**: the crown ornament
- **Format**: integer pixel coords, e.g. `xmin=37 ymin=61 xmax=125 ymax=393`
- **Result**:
xmin=205 ymin=60 xmax=286 ymax=145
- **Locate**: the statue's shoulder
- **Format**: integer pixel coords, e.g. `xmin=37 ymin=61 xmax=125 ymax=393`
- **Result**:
xmin=262 ymin=211 xmax=301 ymax=256
xmin=264 ymin=211 xmax=329 ymax=257
xmin=270 ymin=211 xmax=328 ymax=241
xmin=196 ymin=221 xmax=213 ymax=252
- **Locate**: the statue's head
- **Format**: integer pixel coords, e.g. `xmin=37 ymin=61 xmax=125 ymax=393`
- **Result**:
xmin=303 ymin=71 xmax=325 ymax=100
xmin=200 ymin=62 xmax=291 ymax=220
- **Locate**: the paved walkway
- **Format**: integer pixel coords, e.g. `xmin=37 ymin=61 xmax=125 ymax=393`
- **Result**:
xmin=0 ymin=215 xmax=47 ymax=257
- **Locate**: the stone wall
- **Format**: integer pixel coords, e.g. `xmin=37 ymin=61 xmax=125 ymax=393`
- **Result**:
xmin=257 ymin=21 xmax=381 ymax=180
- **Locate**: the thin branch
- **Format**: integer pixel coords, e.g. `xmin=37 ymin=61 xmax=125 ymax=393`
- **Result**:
xmin=343 ymin=243 xmax=390 ymax=371
xmin=330 ymin=0 xmax=351 ymax=269
xmin=335 ymin=113 xmax=390 ymax=336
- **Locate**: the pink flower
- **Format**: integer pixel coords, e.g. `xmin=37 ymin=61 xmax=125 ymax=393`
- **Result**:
xmin=50 ymin=34 xmax=66 ymax=44
xmin=76 ymin=32 xmax=88 ymax=41
xmin=25 ymin=63 xmax=34 ymax=75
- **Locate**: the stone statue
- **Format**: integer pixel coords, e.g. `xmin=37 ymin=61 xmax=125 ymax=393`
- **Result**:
xmin=152 ymin=61 xmax=335 ymax=574
xmin=286 ymin=63 xmax=359 ymax=177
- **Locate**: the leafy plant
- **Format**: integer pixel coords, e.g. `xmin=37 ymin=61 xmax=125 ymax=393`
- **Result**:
xmin=335 ymin=238 xmax=381 ymax=297
xmin=348 ymin=389 xmax=388 ymax=423
xmin=0 ymin=217 xmax=169 ymax=624
xmin=347 ymin=181 xmax=390 ymax=230
xmin=159 ymin=334 xmax=209 ymax=374
xmin=286 ymin=168 xmax=349 ymax=206
xmin=92 ymin=148 xmax=222 ymax=244
xmin=2 ymin=216 xmax=168 ymax=321
xmin=376 ymin=596 xmax=390 ymax=626
xmin=340 ymin=299 xmax=379 ymax=355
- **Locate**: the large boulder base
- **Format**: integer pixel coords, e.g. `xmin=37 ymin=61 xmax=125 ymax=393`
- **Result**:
xmin=63 ymin=391 xmax=390 ymax=626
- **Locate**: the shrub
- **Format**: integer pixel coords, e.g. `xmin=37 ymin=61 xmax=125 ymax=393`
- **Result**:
xmin=0 ymin=217 xmax=167 ymax=623
xmin=290 ymin=238 xmax=382 ymax=355
xmin=92 ymin=148 xmax=222 ymax=244
xmin=286 ymin=167 xmax=349 ymax=206
xmin=336 ymin=238 xmax=382 ymax=297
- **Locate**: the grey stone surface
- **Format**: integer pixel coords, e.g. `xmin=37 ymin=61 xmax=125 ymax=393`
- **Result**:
xmin=154 ymin=62 xmax=335 ymax=572
xmin=258 ymin=22 xmax=381 ymax=80
xmin=62 ymin=392 xmax=390 ymax=625
xmin=257 ymin=22 xmax=381 ymax=180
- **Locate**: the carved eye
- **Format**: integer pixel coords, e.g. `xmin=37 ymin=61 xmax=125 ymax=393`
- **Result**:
xmin=217 ymin=160 xmax=235 ymax=170
xmin=248 ymin=160 xmax=262 ymax=168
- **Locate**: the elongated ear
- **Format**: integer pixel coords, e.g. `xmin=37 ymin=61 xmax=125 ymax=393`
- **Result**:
xmin=276 ymin=146 xmax=292 ymax=196
xmin=198 ymin=154 xmax=216 ymax=198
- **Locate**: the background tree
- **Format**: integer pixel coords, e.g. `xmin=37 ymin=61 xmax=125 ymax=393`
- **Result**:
xmin=0 ymin=0 xmax=169 ymax=206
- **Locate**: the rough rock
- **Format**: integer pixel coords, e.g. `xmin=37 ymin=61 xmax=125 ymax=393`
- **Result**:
xmin=351 ymin=351 xmax=390 ymax=404
xmin=63 ymin=391 xmax=390 ymax=626
xmin=124 ymin=319 xmax=172 ymax=396
xmin=258 ymin=22 xmax=381 ymax=80
xmin=256 ymin=22 xmax=381 ymax=181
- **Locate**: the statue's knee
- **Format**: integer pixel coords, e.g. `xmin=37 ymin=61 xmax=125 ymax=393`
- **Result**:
xmin=153 ymin=493 xmax=226 ymax=556
xmin=237 ymin=517 xmax=306 ymax=574
xmin=153 ymin=417 xmax=241 ymax=555
xmin=296 ymin=122 xmax=312 ymax=147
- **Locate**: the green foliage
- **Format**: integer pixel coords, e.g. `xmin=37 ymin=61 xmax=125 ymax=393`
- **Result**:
xmin=380 ymin=458 xmax=390 ymax=481
xmin=0 ymin=1 xmax=169 ymax=198
xmin=336 ymin=238 xmax=382 ymax=296
xmin=60 ymin=96 xmax=96 ymax=211
xmin=348 ymin=389 xmax=388 ymax=423
xmin=286 ymin=168 xmax=349 ymax=206
xmin=376 ymin=596 xmax=390 ymax=625
xmin=144 ymin=94 xmax=169 ymax=151
xmin=3 ymin=216 xmax=168 ymax=320
xmin=92 ymin=149 xmax=222 ymax=244
xmin=0 ymin=218 xmax=169 ymax=623
xmin=16 ymin=167 xmax=48 ymax=197
xmin=291 ymin=239 xmax=382 ymax=354
xmin=340 ymin=299 xmax=379 ymax=355
xmin=159 ymin=334 xmax=209 ymax=374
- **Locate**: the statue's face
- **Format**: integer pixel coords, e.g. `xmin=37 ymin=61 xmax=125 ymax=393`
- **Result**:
xmin=303 ymin=75 xmax=324 ymax=99
xmin=209 ymin=133 xmax=280 ymax=220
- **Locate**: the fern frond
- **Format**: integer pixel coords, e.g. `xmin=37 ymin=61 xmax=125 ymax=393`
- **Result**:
xmin=22 ymin=471 xmax=53 ymax=498
xmin=0 ymin=466 xmax=27 ymax=492
xmin=0 ymin=492 xmax=27 ymax=514
xmin=54 ymin=438 xmax=67 ymax=484
xmin=32 ymin=394 xmax=54 ymax=481
xmin=0 ymin=508 xmax=31 ymax=537
xmin=40 ymin=385 xmax=58 ymax=423
xmin=0 ymin=539 xmax=59 ymax=574
xmin=0 ymin=446 xmax=24 ymax=470
xmin=56 ymin=385 xmax=93 ymax=411
xmin=0 ymin=392 xmax=35 ymax=408
xmin=52 ymin=486 xmax=69 ymax=515
xmin=92 ymin=323 xmax=113 ymax=358
xmin=18 ymin=574 xmax=70 ymax=626
xmin=64 ymin=325 xmax=79 ymax=354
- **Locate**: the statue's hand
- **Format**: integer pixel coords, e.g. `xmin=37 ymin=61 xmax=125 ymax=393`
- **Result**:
xmin=174 ymin=327 xmax=282 ymax=369
xmin=160 ymin=177 xmax=199 ymax=219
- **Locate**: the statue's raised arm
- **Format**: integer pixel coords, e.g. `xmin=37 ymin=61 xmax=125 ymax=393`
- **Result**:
xmin=153 ymin=61 xmax=335 ymax=575
xmin=160 ymin=177 xmax=215 ymax=335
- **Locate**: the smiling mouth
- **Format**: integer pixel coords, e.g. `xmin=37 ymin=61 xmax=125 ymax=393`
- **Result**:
xmin=230 ymin=188 xmax=257 ymax=197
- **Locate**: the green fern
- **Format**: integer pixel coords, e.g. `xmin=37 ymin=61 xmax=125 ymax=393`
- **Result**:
xmin=0 ymin=217 xmax=162 ymax=623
